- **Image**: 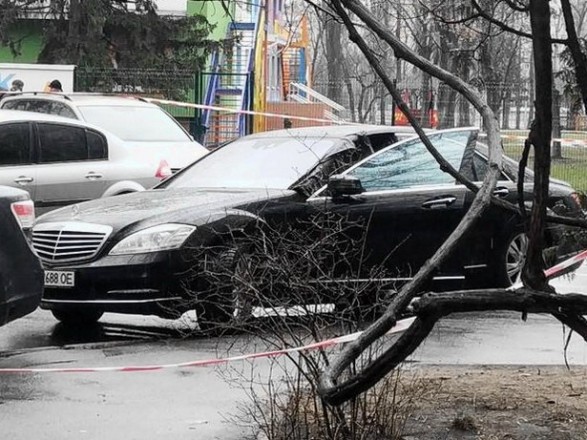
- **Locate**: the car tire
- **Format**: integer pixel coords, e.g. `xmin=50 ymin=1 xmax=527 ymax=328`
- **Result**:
xmin=195 ymin=246 xmax=255 ymax=333
xmin=494 ymin=229 xmax=529 ymax=287
xmin=51 ymin=309 xmax=104 ymax=325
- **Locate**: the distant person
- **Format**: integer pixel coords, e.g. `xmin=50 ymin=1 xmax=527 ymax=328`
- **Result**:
xmin=10 ymin=79 xmax=24 ymax=92
xmin=47 ymin=79 xmax=63 ymax=92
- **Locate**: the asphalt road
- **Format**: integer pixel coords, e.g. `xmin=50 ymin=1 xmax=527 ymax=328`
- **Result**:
xmin=1 ymin=265 xmax=586 ymax=439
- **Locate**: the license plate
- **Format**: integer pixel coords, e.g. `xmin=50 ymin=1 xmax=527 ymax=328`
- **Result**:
xmin=44 ymin=270 xmax=75 ymax=287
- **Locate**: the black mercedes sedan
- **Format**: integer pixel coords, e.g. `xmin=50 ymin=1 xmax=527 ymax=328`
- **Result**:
xmin=32 ymin=125 xmax=584 ymax=326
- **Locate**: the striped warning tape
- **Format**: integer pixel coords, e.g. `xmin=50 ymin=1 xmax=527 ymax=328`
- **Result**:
xmin=1 ymin=250 xmax=585 ymax=374
xmin=508 ymin=249 xmax=587 ymax=290
xmin=150 ymin=98 xmax=587 ymax=146
xmin=0 ymin=317 xmax=416 ymax=374
xmin=544 ymin=249 xmax=587 ymax=278
xmin=145 ymin=97 xmax=359 ymax=126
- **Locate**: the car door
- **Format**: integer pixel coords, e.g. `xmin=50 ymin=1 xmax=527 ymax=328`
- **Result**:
xmin=0 ymin=122 xmax=37 ymax=200
xmin=33 ymin=122 xmax=110 ymax=213
xmin=308 ymin=129 xmax=477 ymax=282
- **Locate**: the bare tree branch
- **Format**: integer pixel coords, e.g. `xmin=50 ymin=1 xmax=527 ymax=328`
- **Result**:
xmin=321 ymin=287 xmax=587 ymax=404
xmin=469 ymin=0 xmax=568 ymax=44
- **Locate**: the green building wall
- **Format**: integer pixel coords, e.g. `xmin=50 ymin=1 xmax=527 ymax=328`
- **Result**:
xmin=187 ymin=0 xmax=233 ymax=42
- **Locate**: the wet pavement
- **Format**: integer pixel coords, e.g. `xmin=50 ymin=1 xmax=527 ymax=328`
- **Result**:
xmin=1 ymin=264 xmax=586 ymax=439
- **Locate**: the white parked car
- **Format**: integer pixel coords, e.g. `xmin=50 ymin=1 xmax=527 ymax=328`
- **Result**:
xmin=0 ymin=110 xmax=173 ymax=214
xmin=0 ymin=92 xmax=208 ymax=172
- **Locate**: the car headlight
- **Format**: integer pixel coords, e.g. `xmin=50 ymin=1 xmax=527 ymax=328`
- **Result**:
xmin=109 ymin=224 xmax=196 ymax=255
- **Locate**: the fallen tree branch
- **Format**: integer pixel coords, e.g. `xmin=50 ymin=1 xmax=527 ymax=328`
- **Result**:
xmin=321 ymin=288 xmax=587 ymax=405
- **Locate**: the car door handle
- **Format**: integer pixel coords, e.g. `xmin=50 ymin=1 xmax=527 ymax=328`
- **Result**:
xmin=14 ymin=176 xmax=34 ymax=185
xmin=493 ymin=187 xmax=509 ymax=197
xmin=422 ymin=196 xmax=457 ymax=209
xmin=85 ymin=172 xmax=103 ymax=180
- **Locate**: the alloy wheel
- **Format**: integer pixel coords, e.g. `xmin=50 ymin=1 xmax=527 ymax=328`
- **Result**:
xmin=506 ymin=233 xmax=529 ymax=285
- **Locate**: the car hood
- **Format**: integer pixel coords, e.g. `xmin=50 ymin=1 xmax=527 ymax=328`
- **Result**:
xmin=36 ymin=187 xmax=294 ymax=234
xmin=123 ymin=140 xmax=208 ymax=170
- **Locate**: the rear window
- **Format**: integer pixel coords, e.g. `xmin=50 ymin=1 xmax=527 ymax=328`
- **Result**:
xmin=77 ymin=105 xmax=190 ymax=142
xmin=2 ymin=99 xmax=77 ymax=118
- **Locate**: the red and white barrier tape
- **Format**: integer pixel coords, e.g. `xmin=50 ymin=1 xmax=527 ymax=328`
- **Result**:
xmin=145 ymin=97 xmax=358 ymax=126
xmin=0 ymin=317 xmax=416 ymax=374
xmin=508 ymin=249 xmax=587 ymax=290
xmin=2 ymin=250 xmax=585 ymax=374
xmin=150 ymin=98 xmax=587 ymax=146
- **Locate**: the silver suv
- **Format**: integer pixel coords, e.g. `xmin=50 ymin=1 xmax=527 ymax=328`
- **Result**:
xmin=0 ymin=92 xmax=208 ymax=171
xmin=0 ymin=110 xmax=166 ymax=214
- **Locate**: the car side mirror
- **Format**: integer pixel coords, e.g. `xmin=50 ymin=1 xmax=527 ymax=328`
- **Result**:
xmin=327 ymin=174 xmax=364 ymax=199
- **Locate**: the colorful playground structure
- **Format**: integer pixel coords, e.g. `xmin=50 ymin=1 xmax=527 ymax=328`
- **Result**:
xmin=192 ymin=0 xmax=344 ymax=147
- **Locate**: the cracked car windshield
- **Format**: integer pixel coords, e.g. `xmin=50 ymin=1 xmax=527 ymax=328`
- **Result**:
xmin=166 ymin=137 xmax=338 ymax=189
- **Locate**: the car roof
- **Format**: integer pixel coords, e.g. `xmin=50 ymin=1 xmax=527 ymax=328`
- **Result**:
xmin=243 ymin=124 xmax=421 ymax=140
xmin=0 ymin=92 xmax=156 ymax=108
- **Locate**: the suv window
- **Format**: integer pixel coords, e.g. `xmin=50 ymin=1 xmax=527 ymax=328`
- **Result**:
xmin=3 ymin=99 xmax=77 ymax=119
xmin=2 ymin=100 xmax=32 ymax=112
xmin=0 ymin=123 xmax=31 ymax=166
xmin=49 ymin=102 xmax=77 ymax=118
xmin=38 ymin=123 xmax=89 ymax=163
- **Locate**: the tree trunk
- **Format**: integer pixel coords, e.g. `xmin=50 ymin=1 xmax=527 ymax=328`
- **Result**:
xmin=515 ymin=43 xmax=523 ymax=130
xmin=503 ymin=86 xmax=512 ymax=129
xmin=523 ymin=0 xmax=553 ymax=291
xmin=527 ymin=51 xmax=535 ymax=129
xmin=324 ymin=15 xmax=344 ymax=103
xmin=67 ymin=0 xmax=83 ymax=64
xmin=552 ymin=88 xmax=562 ymax=159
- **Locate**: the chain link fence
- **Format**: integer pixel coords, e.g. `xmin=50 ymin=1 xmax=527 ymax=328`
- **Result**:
xmin=74 ymin=67 xmax=204 ymax=134
xmin=313 ymin=78 xmax=584 ymax=130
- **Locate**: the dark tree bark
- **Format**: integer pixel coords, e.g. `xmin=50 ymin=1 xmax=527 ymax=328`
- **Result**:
xmin=522 ymin=0 xmax=552 ymax=291
xmin=552 ymin=88 xmax=562 ymax=159
xmin=324 ymin=14 xmax=344 ymax=104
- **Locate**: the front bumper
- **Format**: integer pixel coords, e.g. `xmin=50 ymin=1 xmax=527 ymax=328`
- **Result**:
xmin=40 ymin=251 xmax=193 ymax=316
